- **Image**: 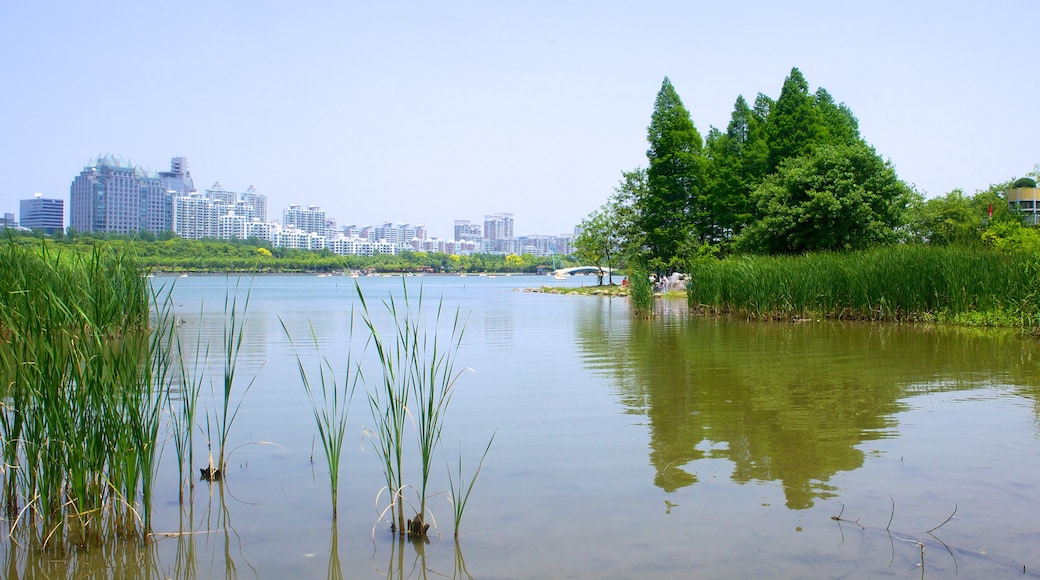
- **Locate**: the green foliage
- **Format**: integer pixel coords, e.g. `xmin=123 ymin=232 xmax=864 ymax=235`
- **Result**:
xmin=1012 ymin=177 xmax=1037 ymax=189
xmin=737 ymin=143 xmax=912 ymax=254
xmin=575 ymin=205 xmax=623 ymax=285
xmin=358 ymin=280 xmax=475 ymax=538
xmin=686 ymin=245 xmax=1040 ymax=326
xmin=612 ymin=68 xmax=917 ymax=264
xmin=639 ymin=77 xmax=706 ymax=272
xmin=282 ymin=316 xmax=359 ymax=518
xmin=0 ymin=240 xmax=174 ymax=545
xmin=627 ymin=266 xmax=655 ymax=318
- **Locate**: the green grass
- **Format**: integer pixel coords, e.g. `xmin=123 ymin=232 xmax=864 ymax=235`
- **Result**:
xmin=282 ymin=315 xmax=360 ymax=519
xmin=0 ymin=239 xmax=174 ymax=546
xmin=356 ymin=279 xmax=477 ymax=538
xmin=686 ymin=245 xmax=1040 ymax=326
xmin=628 ymin=267 xmax=655 ymax=319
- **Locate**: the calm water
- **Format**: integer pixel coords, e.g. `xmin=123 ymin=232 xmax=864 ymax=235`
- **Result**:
xmin=10 ymin=274 xmax=1040 ymax=578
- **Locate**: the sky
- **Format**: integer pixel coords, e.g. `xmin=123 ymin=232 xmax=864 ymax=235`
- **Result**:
xmin=2 ymin=1 xmax=1039 ymax=240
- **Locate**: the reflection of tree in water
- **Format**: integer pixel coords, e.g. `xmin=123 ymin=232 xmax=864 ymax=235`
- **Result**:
xmin=576 ymin=304 xmax=1040 ymax=509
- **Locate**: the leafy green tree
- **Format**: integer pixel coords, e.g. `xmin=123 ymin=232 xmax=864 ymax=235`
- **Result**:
xmin=575 ymin=206 xmax=622 ymax=285
xmin=737 ymin=142 xmax=913 ymax=254
xmin=704 ymin=95 xmax=770 ymax=245
xmin=764 ymin=68 xmax=821 ymax=172
xmin=638 ymin=77 xmax=706 ymax=273
xmin=813 ymin=88 xmax=860 ymax=147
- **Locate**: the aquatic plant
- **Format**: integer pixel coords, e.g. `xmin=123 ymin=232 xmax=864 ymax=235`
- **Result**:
xmin=282 ymin=316 xmax=360 ymax=518
xmin=446 ymin=434 xmax=494 ymax=539
xmin=686 ymin=245 xmax=1040 ymax=325
xmin=170 ymin=306 xmax=207 ymax=501
xmin=357 ymin=279 xmax=472 ymax=538
xmin=203 ymin=278 xmax=266 ymax=480
xmin=628 ymin=267 xmax=655 ymax=318
xmin=0 ymin=239 xmax=175 ymax=545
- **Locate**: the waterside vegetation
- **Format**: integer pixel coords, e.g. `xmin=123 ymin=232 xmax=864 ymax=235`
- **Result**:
xmin=1 ymin=232 xmax=562 ymax=275
xmin=686 ymin=245 xmax=1040 ymax=326
xmin=0 ymin=241 xmax=175 ymax=548
xmin=572 ymin=67 xmax=1040 ymax=327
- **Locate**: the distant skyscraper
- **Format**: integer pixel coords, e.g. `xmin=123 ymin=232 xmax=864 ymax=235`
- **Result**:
xmin=159 ymin=156 xmax=195 ymax=197
xmin=20 ymin=194 xmax=64 ymax=234
xmin=239 ymin=185 xmax=267 ymax=222
xmin=483 ymin=213 xmax=514 ymax=241
xmin=283 ymin=204 xmax=327 ymax=237
xmin=454 ymin=219 xmax=482 ymax=242
xmin=70 ymin=154 xmax=170 ymax=234
xmin=172 ymin=193 xmax=218 ymax=240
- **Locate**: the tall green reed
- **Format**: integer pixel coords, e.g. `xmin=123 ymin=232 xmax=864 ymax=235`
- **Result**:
xmin=0 ymin=239 xmax=174 ymax=546
xmin=357 ymin=279 xmax=472 ymax=537
xmin=204 ymin=278 xmax=266 ymax=479
xmin=446 ymin=434 xmax=494 ymax=539
xmin=282 ymin=316 xmax=360 ymax=518
xmin=628 ymin=267 xmax=655 ymax=318
xmin=686 ymin=245 xmax=1040 ymax=325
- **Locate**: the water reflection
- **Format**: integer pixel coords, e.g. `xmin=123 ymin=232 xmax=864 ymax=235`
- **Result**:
xmin=576 ymin=301 xmax=1040 ymax=509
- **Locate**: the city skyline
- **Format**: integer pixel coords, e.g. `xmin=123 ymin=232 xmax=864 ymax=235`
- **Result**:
xmin=53 ymin=154 xmax=573 ymax=256
xmin=14 ymin=154 xmax=565 ymax=243
xmin=3 ymin=3 xmax=1039 ymax=239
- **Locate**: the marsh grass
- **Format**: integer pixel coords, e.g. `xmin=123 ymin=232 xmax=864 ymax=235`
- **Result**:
xmin=628 ymin=268 xmax=655 ymax=318
xmin=203 ymin=278 xmax=266 ymax=480
xmin=0 ymin=239 xmax=175 ymax=547
xmin=357 ymin=279 xmax=474 ymax=538
xmin=170 ymin=307 xmax=207 ymax=500
xmin=446 ymin=434 xmax=494 ymax=539
xmin=282 ymin=316 xmax=360 ymax=518
xmin=686 ymin=245 xmax=1040 ymax=325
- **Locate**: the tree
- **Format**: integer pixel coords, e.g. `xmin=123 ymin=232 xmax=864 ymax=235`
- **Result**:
xmin=737 ymin=143 xmax=913 ymax=254
xmin=764 ymin=68 xmax=821 ymax=172
xmin=575 ymin=208 xmax=618 ymax=285
xmin=704 ymin=94 xmax=770 ymax=245
xmin=638 ymin=77 xmax=706 ymax=274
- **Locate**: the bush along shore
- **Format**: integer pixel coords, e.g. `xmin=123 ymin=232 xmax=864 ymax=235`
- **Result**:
xmin=684 ymin=245 xmax=1040 ymax=327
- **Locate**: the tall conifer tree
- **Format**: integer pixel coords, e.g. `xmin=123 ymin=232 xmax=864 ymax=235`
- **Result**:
xmin=638 ymin=77 xmax=705 ymax=272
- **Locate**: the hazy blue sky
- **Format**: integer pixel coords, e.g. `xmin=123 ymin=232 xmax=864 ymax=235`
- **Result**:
xmin=2 ymin=2 xmax=1038 ymax=239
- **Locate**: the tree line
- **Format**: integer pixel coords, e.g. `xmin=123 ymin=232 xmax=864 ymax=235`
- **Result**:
xmin=576 ymin=67 xmax=1039 ymax=277
xmin=1 ymin=231 xmax=562 ymax=274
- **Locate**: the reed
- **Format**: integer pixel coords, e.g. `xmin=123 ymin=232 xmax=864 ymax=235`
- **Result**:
xmin=628 ymin=267 xmax=655 ymax=318
xmin=170 ymin=305 xmax=207 ymax=501
xmin=204 ymin=278 xmax=266 ymax=480
xmin=282 ymin=316 xmax=359 ymax=518
xmin=357 ymin=279 xmax=471 ymax=538
xmin=446 ymin=434 xmax=494 ymax=539
xmin=686 ymin=245 xmax=1040 ymax=325
xmin=0 ymin=239 xmax=174 ymax=546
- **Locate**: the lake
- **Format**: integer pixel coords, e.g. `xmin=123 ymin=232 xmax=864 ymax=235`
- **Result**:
xmin=9 ymin=273 xmax=1040 ymax=578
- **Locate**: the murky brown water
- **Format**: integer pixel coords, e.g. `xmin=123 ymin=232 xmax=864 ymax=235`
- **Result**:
xmin=5 ymin=275 xmax=1040 ymax=578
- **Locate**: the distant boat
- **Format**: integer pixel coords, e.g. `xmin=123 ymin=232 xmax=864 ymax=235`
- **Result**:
xmin=179 ymin=273 xmax=188 ymax=278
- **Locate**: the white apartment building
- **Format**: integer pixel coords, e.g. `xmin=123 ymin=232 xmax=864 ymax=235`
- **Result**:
xmin=283 ymin=205 xmax=327 ymax=237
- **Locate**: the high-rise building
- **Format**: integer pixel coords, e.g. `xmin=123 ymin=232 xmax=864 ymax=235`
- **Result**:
xmin=159 ymin=156 xmax=195 ymax=197
xmin=70 ymin=154 xmax=170 ymax=234
xmin=172 ymin=193 xmax=219 ymax=240
xmin=239 ymin=185 xmax=267 ymax=222
xmin=483 ymin=213 xmax=514 ymax=241
xmin=454 ymin=219 xmax=482 ymax=242
xmin=172 ymin=185 xmax=270 ymax=241
xmin=20 ymin=194 xmax=64 ymax=234
xmin=283 ymin=205 xmax=327 ymax=237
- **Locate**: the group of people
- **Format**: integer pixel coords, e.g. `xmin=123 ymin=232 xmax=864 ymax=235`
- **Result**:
xmin=620 ymin=272 xmax=686 ymax=292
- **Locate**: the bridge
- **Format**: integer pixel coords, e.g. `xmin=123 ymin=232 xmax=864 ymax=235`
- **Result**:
xmin=551 ymin=266 xmax=618 ymax=277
